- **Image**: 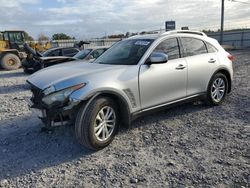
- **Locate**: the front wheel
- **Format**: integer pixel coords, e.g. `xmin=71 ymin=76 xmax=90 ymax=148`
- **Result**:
xmin=206 ymin=73 xmax=228 ymax=105
xmin=75 ymin=97 xmax=119 ymax=150
xmin=0 ymin=53 xmax=21 ymax=70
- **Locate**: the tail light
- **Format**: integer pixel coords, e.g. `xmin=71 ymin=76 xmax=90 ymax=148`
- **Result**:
xmin=227 ymin=54 xmax=235 ymax=61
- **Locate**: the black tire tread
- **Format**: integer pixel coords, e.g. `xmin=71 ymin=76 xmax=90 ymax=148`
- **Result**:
xmin=206 ymin=73 xmax=228 ymax=106
xmin=75 ymin=97 xmax=117 ymax=150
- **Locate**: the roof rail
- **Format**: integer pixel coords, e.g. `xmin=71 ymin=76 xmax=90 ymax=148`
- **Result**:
xmin=162 ymin=30 xmax=207 ymax=37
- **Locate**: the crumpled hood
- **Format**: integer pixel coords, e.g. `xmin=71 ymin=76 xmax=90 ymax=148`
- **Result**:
xmin=27 ymin=61 xmax=122 ymax=90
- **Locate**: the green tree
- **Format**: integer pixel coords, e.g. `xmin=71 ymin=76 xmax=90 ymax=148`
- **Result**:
xmin=24 ymin=31 xmax=34 ymax=41
xmin=52 ymin=33 xmax=73 ymax=40
xmin=108 ymin=34 xmax=125 ymax=38
xmin=38 ymin=33 xmax=49 ymax=42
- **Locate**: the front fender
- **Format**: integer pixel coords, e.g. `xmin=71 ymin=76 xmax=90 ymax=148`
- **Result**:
xmin=70 ymin=87 xmax=133 ymax=128
xmin=69 ymin=87 xmax=134 ymax=113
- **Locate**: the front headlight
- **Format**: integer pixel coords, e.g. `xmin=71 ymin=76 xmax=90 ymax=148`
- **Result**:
xmin=42 ymin=83 xmax=85 ymax=105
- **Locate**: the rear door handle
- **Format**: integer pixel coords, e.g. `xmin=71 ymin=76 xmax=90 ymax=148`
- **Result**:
xmin=176 ymin=64 xmax=186 ymax=70
xmin=208 ymin=58 xmax=216 ymax=63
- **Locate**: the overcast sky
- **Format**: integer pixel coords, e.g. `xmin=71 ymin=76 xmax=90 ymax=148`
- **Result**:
xmin=0 ymin=0 xmax=249 ymax=39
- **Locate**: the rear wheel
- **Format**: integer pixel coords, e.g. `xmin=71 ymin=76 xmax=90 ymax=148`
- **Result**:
xmin=75 ymin=97 xmax=119 ymax=150
xmin=206 ymin=73 xmax=228 ymax=105
xmin=0 ymin=53 xmax=21 ymax=70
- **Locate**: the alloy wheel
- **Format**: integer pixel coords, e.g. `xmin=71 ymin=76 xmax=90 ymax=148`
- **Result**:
xmin=211 ymin=78 xmax=226 ymax=102
xmin=94 ymin=106 xmax=116 ymax=142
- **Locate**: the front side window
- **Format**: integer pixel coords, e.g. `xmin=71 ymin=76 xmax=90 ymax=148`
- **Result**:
xmin=153 ymin=38 xmax=180 ymax=60
xmin=94 ymin=39 xmax=154 ymax=65
xmin=181 ymin=37 xmax=207 ymax=57
xmin=46 ymin=49 xmax=60 ymax=56
xmin=43 ymin=49 xmax=61 ymax=57
xmin=63 ymin=48 xmax=79 ymax=56
xmin=50 ymin=49 xmax=60 ymax=56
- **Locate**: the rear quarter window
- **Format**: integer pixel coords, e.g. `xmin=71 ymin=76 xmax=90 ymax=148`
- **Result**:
xmin=181 ymin=37 xmax=207 ymax=57
xmin=205 ymin=42 xmax=218 ymax=53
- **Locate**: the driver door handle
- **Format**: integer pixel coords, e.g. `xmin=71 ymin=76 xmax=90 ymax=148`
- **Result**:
xmin=176 ymin=64 xmax=186 ymax=70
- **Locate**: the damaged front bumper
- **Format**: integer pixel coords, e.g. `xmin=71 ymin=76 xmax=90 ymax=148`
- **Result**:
xmin=27 ymin=85 xmax=82 ymax=128
xmin=22 ymin=59 xmax=43 ymax=73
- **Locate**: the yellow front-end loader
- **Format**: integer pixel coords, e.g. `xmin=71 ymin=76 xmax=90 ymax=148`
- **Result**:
xmin=0 ymin=30 xmax=28 ymax=70
xmin=0 ymin=30 xmax=51 ymax=70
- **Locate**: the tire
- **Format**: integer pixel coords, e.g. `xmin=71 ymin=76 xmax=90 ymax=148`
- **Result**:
xmin=0 ymin=53 xmax=21 ymax=70
xmin=75 ymin=97 xmax=119 ymax=150
xmin=206 ymin=73 xmax=228 ymax=105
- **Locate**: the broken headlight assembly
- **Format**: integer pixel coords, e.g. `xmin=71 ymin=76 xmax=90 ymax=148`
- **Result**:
xmin=42 ymin=83 xmax=86 ymax=106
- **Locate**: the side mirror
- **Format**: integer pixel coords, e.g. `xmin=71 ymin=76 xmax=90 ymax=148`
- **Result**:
xmin=88 ymin=55 xmax=95 ymax=60
xmin=147 ymin=52 xmax=168 ymax=65
xmin=90 ymin=55 xmax=95 ymax=59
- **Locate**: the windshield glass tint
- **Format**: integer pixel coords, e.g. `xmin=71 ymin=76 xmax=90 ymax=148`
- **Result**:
xmin=94 ymin=39 xmax=154 ymax=65
xmin=74 ymin=49 xmax=91 ymax=59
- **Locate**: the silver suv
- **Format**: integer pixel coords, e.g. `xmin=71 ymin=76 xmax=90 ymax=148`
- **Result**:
xmin=27 ymin=30 xmax=234 ymax=150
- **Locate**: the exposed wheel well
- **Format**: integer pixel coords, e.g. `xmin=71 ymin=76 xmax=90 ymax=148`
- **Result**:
xmin=215 ymin=69 xmax=232 ymax=93
xmin=90 ymin=93 xmax=131 ymax=129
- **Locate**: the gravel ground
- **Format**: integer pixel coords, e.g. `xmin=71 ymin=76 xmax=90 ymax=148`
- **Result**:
xmin=0 ymin=50 xmax=249 ymax=187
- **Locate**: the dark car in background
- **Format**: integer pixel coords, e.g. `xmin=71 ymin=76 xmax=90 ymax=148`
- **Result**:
xmin=22 ymin=46 xmax=109 ymax=73
xmin=42 ymin=47 xmax=80 ymax=57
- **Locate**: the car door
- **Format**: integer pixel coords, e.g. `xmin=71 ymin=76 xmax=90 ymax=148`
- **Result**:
xmin=180 ymin=37 xmax=220 ymax=95
xmin=139 ymin=37 xmax=187 ymax=110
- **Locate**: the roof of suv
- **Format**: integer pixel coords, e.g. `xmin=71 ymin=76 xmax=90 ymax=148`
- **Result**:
xmin=128 ymin=30 xmax=207 ymax=40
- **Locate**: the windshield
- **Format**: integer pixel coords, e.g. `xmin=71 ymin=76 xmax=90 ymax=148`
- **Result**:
xmin=94 ymin=39 xmax=154 ymax=65
xmin=73 ymin=49 xmax=91 ymax=59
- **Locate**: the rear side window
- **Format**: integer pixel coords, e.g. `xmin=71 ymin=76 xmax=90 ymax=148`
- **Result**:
xmin=153 ymin=38 xmax=180 ymax=60
xmin=181 ymin=37 xmax=207 ymax=57
xmin=206 ymin=42 xmax=218 ymax=53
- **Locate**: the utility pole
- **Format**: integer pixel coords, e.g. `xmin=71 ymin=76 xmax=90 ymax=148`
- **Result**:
xmin=220 ymin=0 xmax=225 ymax=44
